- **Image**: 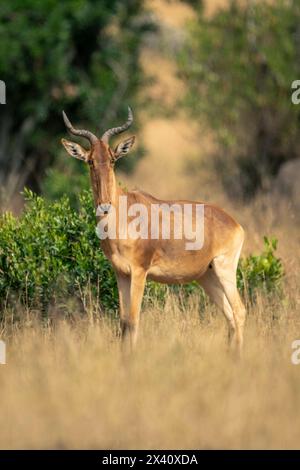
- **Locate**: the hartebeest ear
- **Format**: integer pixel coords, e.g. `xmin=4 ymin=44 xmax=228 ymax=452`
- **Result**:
xmin=113 ymin=136 xmax=135 ymax=162
xmin=61 ymin=138 xmax=89 ymax=162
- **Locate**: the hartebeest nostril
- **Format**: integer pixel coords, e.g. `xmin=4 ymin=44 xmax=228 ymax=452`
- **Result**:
xmin=96 ymin=203 xmax=112 ymax=216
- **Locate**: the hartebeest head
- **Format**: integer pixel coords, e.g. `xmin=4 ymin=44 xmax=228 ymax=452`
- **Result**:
xmin=61 ymin=107 xmax=135 ymax=210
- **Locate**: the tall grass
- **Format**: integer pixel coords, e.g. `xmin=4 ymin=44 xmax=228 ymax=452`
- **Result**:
xmin=1 ymin=278 xmax=299 ymax=449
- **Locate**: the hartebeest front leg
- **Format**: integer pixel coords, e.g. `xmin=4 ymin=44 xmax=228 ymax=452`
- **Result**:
xmin=116 ymin=273 xmax=131 ymax=331
xmin=116 ymin=269 xmax=146 ymax=350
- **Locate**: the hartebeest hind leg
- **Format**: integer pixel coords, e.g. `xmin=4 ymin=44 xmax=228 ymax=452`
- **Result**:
xmin=199 ymin=270 xmax=236 ymax=345
xmin=212 ymin=259 xmax=246 ymax=354
xmin=116 ymin=269 xmax=146 ymax=349
xmin=199 ymin=238 xmax=246 ymax=353
xmin=212 ymin=242 xmax=246 ymax=353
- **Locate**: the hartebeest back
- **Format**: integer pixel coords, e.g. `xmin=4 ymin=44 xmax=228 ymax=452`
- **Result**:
xmin=61 ymin=108 xmax=246 ymax=353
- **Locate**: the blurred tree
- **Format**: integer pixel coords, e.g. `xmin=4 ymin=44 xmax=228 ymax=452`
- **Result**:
xmin=0 ymin=0 xmax=151 ymax=205
xmin=178 ymin=0 xmax=300 ymax=199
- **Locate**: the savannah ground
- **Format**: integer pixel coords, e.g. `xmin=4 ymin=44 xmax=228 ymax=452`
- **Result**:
xmin=1 ymin=0 xmax=300 ymax=450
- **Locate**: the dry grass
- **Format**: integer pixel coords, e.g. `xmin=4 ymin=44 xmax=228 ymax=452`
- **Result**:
xmin=1 ymin=277 xmax=300 ymax=450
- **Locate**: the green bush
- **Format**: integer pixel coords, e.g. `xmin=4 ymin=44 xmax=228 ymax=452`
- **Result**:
xmin=0 ymin=191 xmax=284 ymax=317
xmin=0 ymin=189 xmax=118 ymax=313
xmin=238 ymin=236 xmax=284 ymax=298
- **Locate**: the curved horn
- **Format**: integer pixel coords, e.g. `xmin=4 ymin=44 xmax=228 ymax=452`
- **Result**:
xmin=101 ymin=106 xmax=133 ymax=143
xmin=62 ymin=111 xmax=97 ymax=144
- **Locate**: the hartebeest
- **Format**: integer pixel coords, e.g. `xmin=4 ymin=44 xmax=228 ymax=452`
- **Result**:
xmin=61 ymin=108 xmax=246 ymax=353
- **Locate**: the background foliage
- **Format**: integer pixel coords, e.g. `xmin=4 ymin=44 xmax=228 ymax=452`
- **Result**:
xmin=178 ymin=0 xmax=300 ymax=199
xmin=0 ymin=0 xmax=151 ymax=203
xmin=1 ymin=0 xmax=299 ymax=203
